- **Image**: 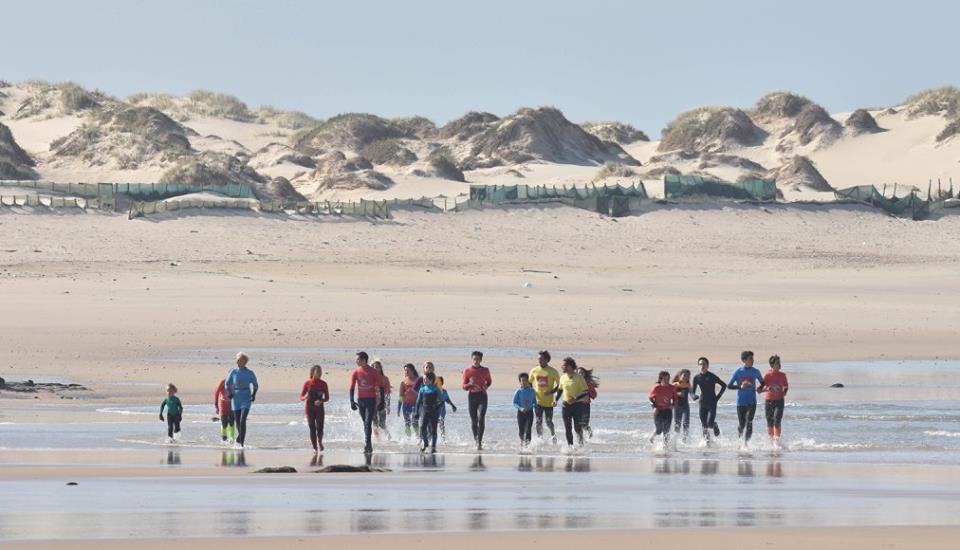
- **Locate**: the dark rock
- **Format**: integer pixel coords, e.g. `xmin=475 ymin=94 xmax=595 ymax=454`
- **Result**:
xmin=253 ymin=466 xmax=297 ymax=473
xmin=66 ymin=482 xmax=78 ymax=486
xmin=830 ymin=383 xmax=844 ymax=388
xmin=316 ymin=464 xmax=390 ymax=473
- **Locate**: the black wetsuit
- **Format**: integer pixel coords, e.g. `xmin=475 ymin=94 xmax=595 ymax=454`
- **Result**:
xmin=692 ymin=371 xmax=726 ymax=437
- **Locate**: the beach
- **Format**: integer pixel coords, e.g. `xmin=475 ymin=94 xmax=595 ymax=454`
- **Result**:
xmin=2 ymin=205 xmax=960 ymax=546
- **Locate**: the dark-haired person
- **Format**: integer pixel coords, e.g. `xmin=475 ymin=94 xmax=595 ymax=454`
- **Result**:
xmin=672 ymin=369 xmax=692 ymax=441
xmin=649 ymin=370 xmax=677 ymax=444
xmin=349 ymin=351 xmax=388 ymax=453
xmin=558 ymin=357 xmax=590 ymax=448
xmin=371 ymin=359 xmax=392 ymax=439
xmin=727 ymin=350 xmax=764 ymax=448
xmin=397 ymin=363 xmax=419 ymax=437
xmin=513 ymin=372 xmax=537 ymax=448
xmin=299 ymin=364 xmax=329 ymax=452
xmin=691 ymin=356 xmax=726 ymax=443
xmin=529 ymin=350 xmax=560 ymax=443
xmin=578 ymin=366 xmax=599 ymax=439
xmin=213 ymin=377 xmax=236 ymax=443
xmin=225 ymin=352 xmax=258 ymax=448
xmin=462 ymin=351 xmax=492 ymax=450
xmin=416 ymin=372 xmax=443 ymax=453
xmin=760 ymin=355 xmax=789 ymax=447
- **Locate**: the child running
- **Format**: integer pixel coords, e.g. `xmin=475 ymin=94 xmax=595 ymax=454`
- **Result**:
xmin=348 ymin=351 xmax=388 ymax=454
xmin=760 ymin=355 xmax=789 ymax=446
xmin=213 ymin=378 xmax=235 ymax=443
xmin=299 ymin=364 xmax=330 ymax=452
xmin=159 ymin=383 xmax=183 ymax=443
xmin=397 ymin=363 xmax=419 ymax=437
xmin=529 ymin=350 xmax=560 ymax=443
xmin=436 ymin=376 xmax=457 ymax=440
xmin=672 ymin=369 xmax=692 ymax=441
xmin=727 ymin=350 xmax=765 ymax=448
xmin=372 ymin=359 xmax=392 ymax=439
xmin=462 ymin=351 xmax=492 ymax=451
xmin=691 ymin=357 xmax=726 ymax=442
xmin=416 ymin=372 xmax=443 ymax=453
xmin=558 ymin=357 xmax=590 ymax=448
xmin=649 ymin=371 xmax=677 ymax=444
xmin=577 ymin=366 xmax=599 ymax=439
xmin=513 ymin=372 xmax=537 ymax=448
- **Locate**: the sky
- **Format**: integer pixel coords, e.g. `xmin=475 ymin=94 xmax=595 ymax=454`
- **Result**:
xmin=3 ymin=0 xmax=957 ymax=135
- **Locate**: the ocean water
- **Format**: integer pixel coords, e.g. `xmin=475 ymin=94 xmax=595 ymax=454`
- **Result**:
xmin=2 ymin=359 xmax=960 ymax=540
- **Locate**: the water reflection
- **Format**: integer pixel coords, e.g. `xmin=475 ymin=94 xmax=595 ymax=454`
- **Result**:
xmin=351 ymin=509 xmax=388 ymax=533
xmin=164 ymin=450 xmax=181 ymax=465
xmin=219 ymin=510 xmax=252 ymax=537
xmin=534 ymin=457 xmax=555 ymax=472
xmin=310 ymin=453 xmax=323 ymax=468
xmin=766 ymin=460 xmax=783 ymax=478
xmin=655 ymin=459 xmax=691 ymax=474
xmin=467 ymin=509 xmax=489 ymax=531
xmin=470 ymin=454 xmax=486 ymax=471
xmin=700 ymin=460 xmax=719 ymax=475
xmin=737 ymin=460 xmax=754 ymax=478
xmin=219 ymin=450 xmax=246 ymax=467
xmin=303 ymin=509 xmax=324 ymax=535
xmin=517 ymin=456 xmax=532 ymax=472
xmin=564 ymin=457 xmax=591 ymax=472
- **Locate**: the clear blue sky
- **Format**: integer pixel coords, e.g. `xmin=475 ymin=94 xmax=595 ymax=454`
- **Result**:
xmin=3 ymin=0 xmax=956 ymax=135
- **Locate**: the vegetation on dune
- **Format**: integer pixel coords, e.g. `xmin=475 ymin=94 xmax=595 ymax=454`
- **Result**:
xmin=361 ymin=138 xmax=418 ymax=166
xmin=581 ymin=121 xmax=649 ymax=144
xmin=935 ymin=119 xmax=960 ymax=143
xmin=592 ymin=162 xmax=637 ymax=182
xmin=904 ymin=86 xmax=960 ymax=119
xmin=291 ymin=113 xmax=407 ymax=155
xmin=659 ymin=107 xmax=763 ymax=152
xmin=14 ymin=81 xmax=114 ymax=120
xmin=185 ymin=90 xmax=256 ymax=122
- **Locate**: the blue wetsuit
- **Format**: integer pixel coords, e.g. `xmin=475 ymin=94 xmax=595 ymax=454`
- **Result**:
xmin=514 ymin=386 xmax=537 ymax=444
xmin=728 ymin=366 xmax=763 ymax=441
xmin=226 ymin=366 xmax=259 ymax=446
xmin=416 ymin=384 xmax=442 ymax=450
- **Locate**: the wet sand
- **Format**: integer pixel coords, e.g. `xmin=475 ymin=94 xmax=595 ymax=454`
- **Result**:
xmin=5 ymin=526 xmax=960 ymax=549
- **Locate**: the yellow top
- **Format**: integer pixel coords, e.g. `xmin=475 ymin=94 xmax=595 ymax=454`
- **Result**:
xmin=529 ymin=365 xmax=560 ymax=407
xmin=558 ymin=372 xmax=589 ymax=404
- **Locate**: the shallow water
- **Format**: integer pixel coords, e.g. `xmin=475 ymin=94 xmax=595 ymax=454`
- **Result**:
xmin=3 ymin=358 xmax=960 ymax=540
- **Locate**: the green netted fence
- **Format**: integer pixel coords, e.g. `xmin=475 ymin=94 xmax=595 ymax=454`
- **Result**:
xmin=462 ymin=183 xmax=648 ymax=217
xmin=130 ymin=197 xmax=390 ymax=220
xmin=664 ymin=174 xmax=777 ymax=201
xmin=834 ymin=185 xmax=930 ymax=220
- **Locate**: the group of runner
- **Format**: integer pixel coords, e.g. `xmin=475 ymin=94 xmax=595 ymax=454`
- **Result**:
xmin=648 ymin=351 xmax=789 ymax=448
xmin=157 ymin=349 xmax=787 ymax=453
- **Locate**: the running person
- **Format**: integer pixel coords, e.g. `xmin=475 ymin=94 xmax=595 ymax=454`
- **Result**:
xmin=300 ymin=364 xmax=330 ymax=452
xmin=462 ymin=351 xmax=492 ymax=450
xmin=760 ymin=355 xmax=789 ymax=445
xmin=372 ymin=359 xmax=391 ymax=437
xmin=513 ymin=373 xmax=537 ymax=448
xmin=727 ymin=350 xmax=764 ymax=447
xmin=225 ymin=352 xmax=258 ymax=448
xmin=397 ymin=364 xmax=419 ymax=437
xmin=416 ymin=372 xmax=443 ymax=453
xmin=672 ymin=369 xmax=692 ymax=441
xmin=436 ymin=376 xmax=457 ymax=441
xmin=349 ymin=351 xmax=388 ymax=453
xmin=213 ymin=377 xmax=235 ymax=443
xmin=577 ymin=366 xmax=599 ymax=439
xmin=558 ymin=357 xmax=590 ymax=447
xmin=691 ymin=357 xmax=726 ymax=442
xmin=159 ymin=383 xmax=183 ymax=443
xmin=529 ymin=350 xmax=560 ymax=443
xmin=649 ymin=371 xmax=677 ymax=444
